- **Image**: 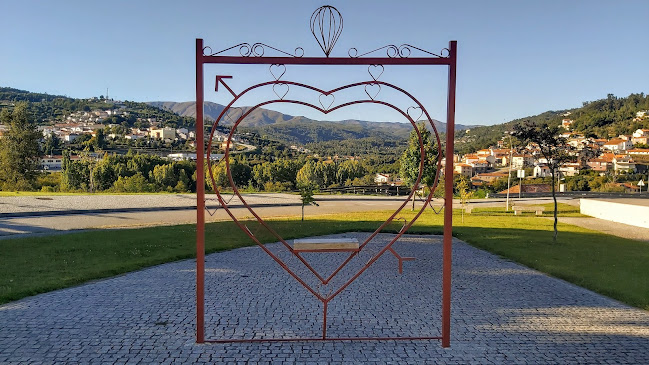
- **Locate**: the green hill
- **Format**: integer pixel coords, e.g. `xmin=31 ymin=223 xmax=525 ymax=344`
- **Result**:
xmin=0 ymin=87 xmax=194 ymax=128
xmin=455 ymin=93 xmax=649 ymax=154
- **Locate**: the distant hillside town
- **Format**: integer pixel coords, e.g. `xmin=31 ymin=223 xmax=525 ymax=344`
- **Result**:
xmin=450 ymin=111 xmax=649 ymax=194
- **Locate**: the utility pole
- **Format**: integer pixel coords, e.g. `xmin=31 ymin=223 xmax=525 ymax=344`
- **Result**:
xmin=505 ymin=133 xmax=513 ymax=211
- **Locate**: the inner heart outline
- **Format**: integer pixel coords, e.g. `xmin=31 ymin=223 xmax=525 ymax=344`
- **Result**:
xmin=206 ymin=80 xmax=443 ymax=303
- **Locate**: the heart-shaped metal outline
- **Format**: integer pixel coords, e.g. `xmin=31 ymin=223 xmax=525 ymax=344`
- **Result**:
xmin=364 ymin=83 xmax=381 ymax=100
xmin=407 ymin=106 xmax=424 ymax=122
xmin=368 ymin=64 xmax=384 ymax=81
xmin=206 ymin=80 xmax=442 ymax=302
xmin=269 ymin=63 xmax=286 ymax=81
xmin=224 ymin=107 xmax=243 ymax=125
xmin=273 ymin=83 xmax=289 ymax=100
xmin=319 ymin=93 xmax=335 ymax=110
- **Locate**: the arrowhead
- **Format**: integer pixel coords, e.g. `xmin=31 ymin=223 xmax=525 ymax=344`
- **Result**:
xmin=215 ymin=75 xmax=232 ymax=91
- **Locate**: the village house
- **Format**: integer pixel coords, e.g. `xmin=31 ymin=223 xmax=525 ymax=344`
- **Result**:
xmin=612 ymin=154 xmax=636 ymax=172
xmin=454 ymin=163 xmax=473 ymax=178
xmin=602 ymin=138 xmax=632 ymax=152
xmin=149 ymin=127 xmax=176 ymax=140
xmin=561 ymin=119 xmax=573 ymax=130
xmin=567 ymin=136 xmax=588 ymax=149
xmin=631 ymin=129 xmax=649 ymax=145
xmin=498 ymin=184 xmax=552 ymax=195
xmin=489 ymin=148 xmax=512 ymax=165
xmin=471 ymin=171 xmax=508 ymax=184
xmin=628 ymin=148 xmax=649 ymax=157
xmin=62 ymin=133 xmax=80 ymax=142
xmin=463 ymin=153 xmax=480 ymax=165
xmin=468 ymin=160 xmax=489 ymax=173
xmin=592 ymin=138 xmax=608 ymax=147
xmin=533 ymin=164 xmax=552 ymax=177
xmin=125 ymin=134 xmax=143 ymax=140
xmin=374 ymin=173 xmax=394 ymax=185
xmin=558 ymin=162 xmax=581 ymax=177
xmin=509 ymin=154 xmax=534 ymax=169
xmin=39 ymin=154 xmax=81 ymax=171
xmin=587 ymin=156 xmax=613 ymax=172
xmin=633 ymin=111 xmax=649 ymax=122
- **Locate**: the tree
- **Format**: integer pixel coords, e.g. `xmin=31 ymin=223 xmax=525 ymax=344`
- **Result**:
xmin=43 ymin=132 xmax=61 ymax=156
xmin=298 ymin=182 xmax=319 ymax=221
xmin=336 ymin=160 xmax=366 ymax=186
xmin=95 ymin=129 xmax=106 ymax=150
xmin=512 ymin=122 xmax=575 ymax=243
xmin=296 ymin=160 xmax=318 ymax=188
xmin=456 ymin=178 xmax=473 ymax=223
xmin=111 ymin=173 xmax=155 ymax=193
xmin=0 ymin=102 xmax=42 ymax=190
xmin=60 ymin=149 xmax=90 ymax=191
xmin=151 ymin=164 xmax=177 ymax=190
xmin=399 ymin=122 xmax=438 ymax=210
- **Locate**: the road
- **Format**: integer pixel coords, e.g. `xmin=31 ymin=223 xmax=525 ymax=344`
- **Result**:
xmin=0 ymin=194 xmax=579 ymax=239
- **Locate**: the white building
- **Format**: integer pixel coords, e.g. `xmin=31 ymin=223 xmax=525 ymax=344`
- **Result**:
xmin=602 ymin=138 xmax=632 ymax=152
xmin=533 ymin=164 xmax=552 ymax=177
xmin=374 ymin=173 xmax=393 ymax=184
xmin=150 ymin=127 xmax=176 ymax=140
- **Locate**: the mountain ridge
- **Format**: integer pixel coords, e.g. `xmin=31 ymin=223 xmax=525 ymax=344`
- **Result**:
xmin=146 ymin=101 xmax=473 ymax=135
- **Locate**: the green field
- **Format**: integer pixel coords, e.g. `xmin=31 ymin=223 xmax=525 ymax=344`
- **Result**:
xmin=1 ymin=203 xmax=647 ymax=311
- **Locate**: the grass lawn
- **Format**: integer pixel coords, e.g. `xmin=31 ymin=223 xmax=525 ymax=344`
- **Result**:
xmin=468 ymin=202 xmax=585 ymax=217
xmin=1 ymin=205 xmax=647 ymax=311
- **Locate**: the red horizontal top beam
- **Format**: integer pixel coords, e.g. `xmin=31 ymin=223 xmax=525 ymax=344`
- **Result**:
xmin=200 ymin=55 xmax=453 ymax=66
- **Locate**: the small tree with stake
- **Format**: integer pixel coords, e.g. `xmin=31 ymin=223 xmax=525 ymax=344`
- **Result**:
xmin=512 ymin=122 xmax=575 ymax=243
xmin=456 ymin=177 xmax=473 ymax=223
xmin=298 ymin=182 xmax=319 ymax=221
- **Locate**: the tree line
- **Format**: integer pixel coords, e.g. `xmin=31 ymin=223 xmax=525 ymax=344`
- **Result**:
xmin=1 ymin=100 xmax=445 ymax=195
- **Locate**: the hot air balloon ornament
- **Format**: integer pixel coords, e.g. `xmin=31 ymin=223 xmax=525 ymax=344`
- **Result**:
xmin=310 ymin=5 xmax=343 ymax=57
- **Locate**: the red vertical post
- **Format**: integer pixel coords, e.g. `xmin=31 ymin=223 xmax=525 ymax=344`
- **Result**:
xmin=195 ymin=38 xmax=206 ymax=344
xmin=442 ymin=40 xmax=457 ymax=348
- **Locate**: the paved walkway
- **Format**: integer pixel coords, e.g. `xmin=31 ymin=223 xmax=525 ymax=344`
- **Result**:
xmin=554 ymin=217 xmax=649 ymax=242
xmin=0 ymin=194 xmax=579 ymax=240
xmin=1 ymin=233 xmax=647 ymax=364
xmin=0 ymin=194 xmax=405 ymax=239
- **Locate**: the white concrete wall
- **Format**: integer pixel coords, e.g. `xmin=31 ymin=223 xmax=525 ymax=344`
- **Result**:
xmin=580 ymin=199 xmax=649 ymax=229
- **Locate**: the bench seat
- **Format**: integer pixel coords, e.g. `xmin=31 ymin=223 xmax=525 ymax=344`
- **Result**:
xmin=293 ymin=238 xmax=360 ymax=252
xmin=512 ymin=205 xmax=545 ymax=216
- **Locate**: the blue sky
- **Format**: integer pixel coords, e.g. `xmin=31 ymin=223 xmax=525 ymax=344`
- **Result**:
xmin=1 ymin=0 xmax=647 ymax=126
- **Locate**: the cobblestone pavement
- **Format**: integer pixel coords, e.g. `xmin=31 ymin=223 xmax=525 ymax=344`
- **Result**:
xmin=1 ymin=233 xmax=648 ymax=364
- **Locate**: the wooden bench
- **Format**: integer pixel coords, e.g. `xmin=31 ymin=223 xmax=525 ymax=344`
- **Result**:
xmin=512 ymin=205 xmax=545 ymax=216
xmin=293 ymin=238 xmax=360 ymax=252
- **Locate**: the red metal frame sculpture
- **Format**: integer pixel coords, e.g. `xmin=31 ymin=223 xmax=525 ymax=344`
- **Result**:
xmin=195 ymin=6 xmax=456 ymax=347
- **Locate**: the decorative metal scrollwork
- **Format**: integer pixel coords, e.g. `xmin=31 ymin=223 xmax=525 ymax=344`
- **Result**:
xmin=310 ymin=5 xmax=343 ymax=57
xmin=204 ymin=6 xmax=448 ymax=59
xmin=349 ymin=44 xmax=449 ymax=58
xmin=203 ymin=43 xmax=304 ymax=58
